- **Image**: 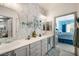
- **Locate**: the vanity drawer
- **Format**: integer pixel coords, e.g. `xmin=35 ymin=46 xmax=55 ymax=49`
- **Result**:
xmin=42 ymin=45 xmax=47 ymax=55
xmin=30 ymin=50 xmax=41 ymax=56
xmin=30 ymin=46 xmax=41 ymax=54
xmin=42 ymin=50 xmax=47 ymax=56
xmin=42 ymin=45 xmax=47 ymax=51
xmin=42 ymin=42 xmax=47 ymax=45
xmin=35 ymin=52 xmax=41 ymax=56
xmin=30 ymin=41 xmax=41 ymax=56
xmin=30 ymin=45 xmax=41 ymax=54
xmin=30 ymin=48 xmax=41 ymax=54
xmin=42 ymin=39 xmax=47 ymax=43
xmin=42 ymin=42 xmax=47 ymax=47
xmin=30 ymin=45 xmax=41 ymax=51
xmin=15 ymin=46 xmax=27 ymax=56
xmin=42 ymin=39 xmax=47 ymax=49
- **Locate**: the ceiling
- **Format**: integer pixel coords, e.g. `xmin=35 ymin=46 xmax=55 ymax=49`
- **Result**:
xmin=39 ymin=3 xmax=78 ymax=11
xmin=0 ymin=3 xmax=78 ymax=15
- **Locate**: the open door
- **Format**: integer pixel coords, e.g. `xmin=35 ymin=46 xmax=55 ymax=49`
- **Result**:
xmin=54 ymin=12 xmax=77 ymax=56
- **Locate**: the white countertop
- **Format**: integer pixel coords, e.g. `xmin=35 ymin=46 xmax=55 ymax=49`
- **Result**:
xmin=0 ymin=32 xmax=53 ymax=55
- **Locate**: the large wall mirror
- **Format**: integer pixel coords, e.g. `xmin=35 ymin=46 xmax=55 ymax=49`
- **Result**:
xmin=43 ymin=21 xmax=52 ymax=31
xmin=0 ymin=15 xmax=12 ymax=38
xmin=42 ymin=21 xmax=52 ymax=35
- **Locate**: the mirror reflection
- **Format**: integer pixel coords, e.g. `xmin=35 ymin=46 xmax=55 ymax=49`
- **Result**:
xmin=0 ymin=15 xmax=12 ymax=38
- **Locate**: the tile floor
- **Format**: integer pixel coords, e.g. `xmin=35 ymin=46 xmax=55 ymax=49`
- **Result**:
xmin=47 ymin=43 xmax=75 ymax=56
xmin=56 ymin=43 xmax=74 ymax=53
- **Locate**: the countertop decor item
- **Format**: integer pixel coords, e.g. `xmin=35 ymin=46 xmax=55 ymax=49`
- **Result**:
xmin=27 ymin=35 xmax=30 ymax=40
xmin=32 ymin=31 xmax=37 ymax=37
xmin=39 ymin=34 xmax=41 ymax=37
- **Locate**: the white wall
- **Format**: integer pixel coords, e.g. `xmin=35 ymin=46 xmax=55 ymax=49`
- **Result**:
xmin=0 ymin=4 xmax=47 ymax=39
xmin=16 ymin=4 xmax=46 ymax=39
xmin=76 ymin=4 xmax=79 ymax=17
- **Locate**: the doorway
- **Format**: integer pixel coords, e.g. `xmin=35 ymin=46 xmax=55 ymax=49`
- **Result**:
xmin=54 ymin=12 xmax=76 ymax=56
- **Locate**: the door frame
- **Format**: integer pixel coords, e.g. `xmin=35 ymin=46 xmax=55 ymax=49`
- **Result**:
xmin=54 ymin=12 xmax=77 ymax=56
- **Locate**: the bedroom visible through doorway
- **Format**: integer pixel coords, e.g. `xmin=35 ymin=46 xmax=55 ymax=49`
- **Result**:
xmin=55 ymin=13 xmax=76 ymax=54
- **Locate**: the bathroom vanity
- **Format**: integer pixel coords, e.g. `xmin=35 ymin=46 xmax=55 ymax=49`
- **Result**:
xmin=0 ymin=31 xmax=54 ymax=56
xmin=0 ymin=16 xmax=54 ymax=56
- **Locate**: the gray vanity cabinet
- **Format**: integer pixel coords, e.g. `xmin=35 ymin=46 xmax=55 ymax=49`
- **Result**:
xmin=0 ymin=36 xmax=54 ymax=56
xmin=15 ymin=45 xmax=29 ymax=56
xmin=41 ymin=38 xmax=48 ymax=56
xmin=47 ymin=36 xmax=54 ymax=51
xmin=29 ymin=41 xmax=41 ymax=56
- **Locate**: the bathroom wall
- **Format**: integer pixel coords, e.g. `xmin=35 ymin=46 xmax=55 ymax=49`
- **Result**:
xmin=0 ymin=3 xmax=78 ymax=37
xmin=3 ymin=3 xmax=77 ymax=39
xmin=16 ymin=4 xmax=47 ymax=39
xmin=0 ymin=4 xmax=47 ymax=39
xmin=0 ymin=3 xmax=78 ymax=39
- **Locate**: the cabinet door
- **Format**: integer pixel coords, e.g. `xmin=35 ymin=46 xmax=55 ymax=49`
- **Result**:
xmin=47 ymin=38 xmax=51 ymax=51
xmin=50 ymin=36 xmax=54 ymax=48
xmin=26 ymin=45 xmax=30 ymax=56
xmin=41 ymin=39 xmax=47 ymax=56
xmin=30 ymin=41 xmax=41 ymax=56
xmin=15 ymin=46 xmax=27 ymax=56
xmin=47 ymin=36 xmax=54 ymax=51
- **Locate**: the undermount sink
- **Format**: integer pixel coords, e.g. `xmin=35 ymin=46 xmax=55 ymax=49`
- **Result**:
xmin=0 ymin=38 xmax=16 ymax=45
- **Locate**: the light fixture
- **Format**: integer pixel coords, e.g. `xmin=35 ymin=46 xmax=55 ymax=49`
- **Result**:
xmin=39 ymin=14 xmax=46 ymax=19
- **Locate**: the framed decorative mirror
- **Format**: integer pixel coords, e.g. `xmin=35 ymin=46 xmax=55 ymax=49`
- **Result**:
xmin=0 ymin=15 xmax=12 ymax=38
